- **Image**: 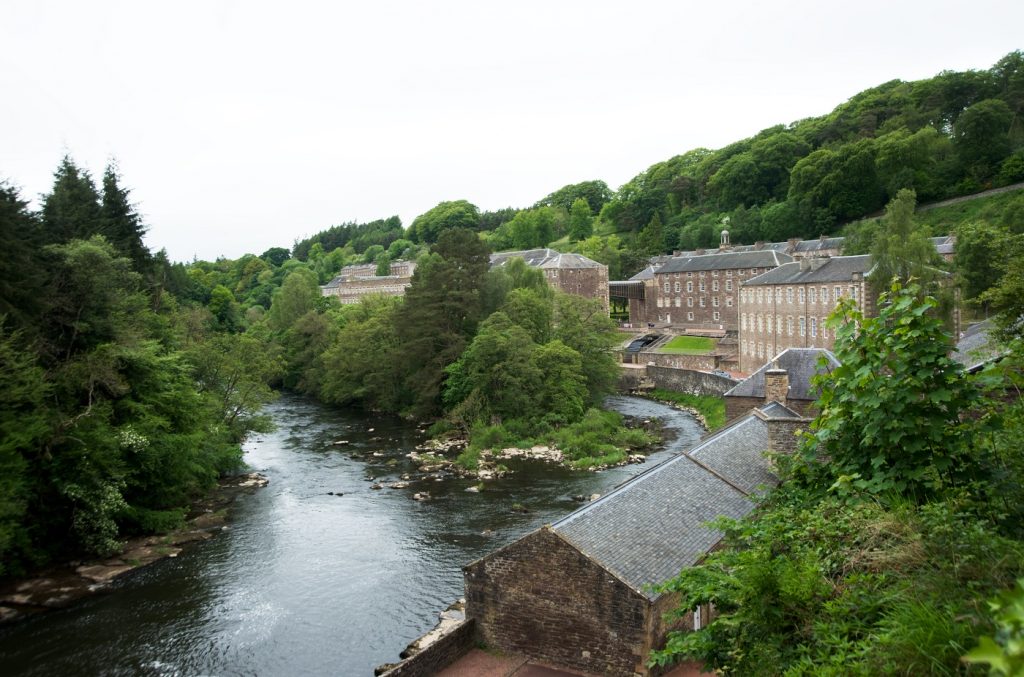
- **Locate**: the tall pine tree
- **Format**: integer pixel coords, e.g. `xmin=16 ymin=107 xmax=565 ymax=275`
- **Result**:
xmin=40 ymin=155 xmax=102 ymax=246
xmin=100 ymin=162 xmax=150 ymax=272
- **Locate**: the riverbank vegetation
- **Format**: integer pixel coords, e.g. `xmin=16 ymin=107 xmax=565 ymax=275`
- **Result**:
xmin=646 ymin=390 xmax=726 ymax=432
xmin=650 ymin=280 xmax=1024 ymax=675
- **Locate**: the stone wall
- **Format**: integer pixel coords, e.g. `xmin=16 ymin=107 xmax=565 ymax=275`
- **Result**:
xmin=379 ymin=620 xmax=475 ymax=677
xmin=546 ymin=267 xmax=609 ymax=312
xmin=636 ymin=351 xmax=719 ymax=371
xmin=646 ymin=366 xmax=737 ymax=397
xmin=465 ymin=527 xmax=651 ymax=676
xmin=725 ymin=395 xmax=817 ymax=421
xmin=766 ymin=418 xmax=809 ymax=454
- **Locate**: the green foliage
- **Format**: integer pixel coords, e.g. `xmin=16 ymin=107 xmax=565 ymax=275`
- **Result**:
xmin=535 ymin=179 xmax=613 ymax=214
xmin=410 ymin=200 xmax=480 ymax=243
xmin=292 ymin=215 xmax=403 ymax=260
xmin=964 ymin=579 xmax=1024 ymax=676
xmin=568 ymin=197 xmax=594 ymax=241
xmin=267 ymin=268 xmax=320 ymax=331
xmin=868 ymin=189 xmax=947 ymax=301
xmin=647 ymin=390 xmax=726 ymax=431
xmin=799 ymin=282 xmax=977 ymax=498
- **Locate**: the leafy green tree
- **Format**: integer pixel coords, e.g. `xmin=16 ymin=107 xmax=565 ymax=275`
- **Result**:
xmin=868 ymin=189 xmax=945 ymax=302
xmin=552 ymin=293 xmax=620 ymax=403
xmin=955 ymin=98 xmax=1015 ymax=180
xmin=500 ymin=288 xmax=553 ymax=344
xmin=955 ymin=221 xmax=1019 ymax=304
xmin=568 ymin=197 xmax=594 ymax=241
xmin=260 ymin=247 xmax=291 ymax=267
xmin=208 ymin=284 xmax=243 ymax=332
xmin=320 ymin=297 xmax=405 ymax=410
xmin=636 ymin=212 xmax=666 ymax=255
xmin=410 ymin=200 xmax=480 ymax=243
xmin=535 ymin=179 xmax=613 ymax=213
xmin=799 ymin=281 xmax=978 ymax=497
xmin=267 ymin=268 xmax=320 ymax=331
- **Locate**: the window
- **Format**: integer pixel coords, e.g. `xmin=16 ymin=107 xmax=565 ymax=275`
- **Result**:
xmin=821 ymin=322 xmax=828 ymax=340
xmin=726 ymin=297 xmax=733 ymax=307
xmin=699 ymin=297 xmax=706 ymax=307
xmin=799 ymin=316 xmax=806 ymax=336
xmin=656 ymin=298 xmax=663 ymax=308
xmin=821 ymin=286 xmax=828 ymax=304
xmin=687 ymin=297 xmax=693 ymax=307
xmin=834 ymin=285 xmax=842 ymax=300
xmin=758 ymin=342 xmax=764 ymax=358
xmin=712 ymin=270 xmax=719 ymax=277
xmin=687 ymin=272 xmax=693 ymax=278
xmin=851 ymin=285 xmax=858 ymax=301
xmin=687 ymin=312 xmax=694 ymax=321
xmin=726 ymin=270 xmax=733 ymax=277
xmin=699 ymin=281 xmax=706 ymax=292
xmin=726 ymin=280 xmax=732 ymax=291
xmin=810 ymin=287 xmax=817 ymax=304
xmin=686 ymin=281 xmax=693 ymax=292
xmin=775 ymin=287 xmax=782 ymax=304
xmin=674 ymin=297 xmax=680 ymax=307
xmin=786 ymin=287 xmax=794 ymax=303
xmin=810 ymin=317 xmax=817 ymax=338
xmin=664 ymin=282 xmax=670 ymax=293
xmin=699 ymin=271 xmax=706 ymax=278
xmin=712 ymin=280 xmax=719 ymax=292
xmin=750 ymin=268 xmax=758 ymax=275
xmin=739 ymin=269 xmax=745 ymax=276
xmin=777 ymin=315 xmax=783 ymax=335
xmin=712 ymin=296 xmax=719 ymax=307
xmin=757 ymin=315 xmax=763 ymax=332
xmin=713 ymin=311 xmax=720 ymax=321
xmin=741 ymin=314 xmax=747 ymax=330
xmin=787 ymin=316 xmax=793 ymax=335
xmin=767 ymin=315 xmax=773 ymax=334
xmin=798 ymin=287 xmax=805 ymax=304
xmin=674 ymin=281 xmax=680 ymax=292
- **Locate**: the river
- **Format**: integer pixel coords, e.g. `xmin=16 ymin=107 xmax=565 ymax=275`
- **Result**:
xmin=0 ymin=394 xmax=703 ymax=676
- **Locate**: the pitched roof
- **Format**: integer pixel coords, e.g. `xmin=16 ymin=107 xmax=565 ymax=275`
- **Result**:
xmin=725 ymin=348 xmax=840 ymax=400
xmin=490 ymin=249 xmax=605 ymax=270
xmin=793 ymin=236 xmax=845 ymax=253
xmin=741 ymin=255 xmax=872 ymax=286
xmin=953 ymin=320 xmax=1008 ymax=372
xmin=655 ymin=250 xmax=793 ymax=274
xmin=629 ymin=265 xmax=658 ymax=281
xmin=550 ymin=412 xmax=776 ymax=598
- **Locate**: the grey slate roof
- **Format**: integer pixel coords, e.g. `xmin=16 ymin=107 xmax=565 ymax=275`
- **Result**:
xmin=629 ymin=265 xmax=658 ymax=281
xmin=759 ymin=401 xmax=805 ymax=419
xmin=686 ymin=415 xmax=776 ymax=496
xmin=953 ymin=320 xmax=1008 ymax=372
xmin=490 ymin=249 xmax=605 ymax=270
xmin=725 ymin=348 xmax=840 ymax=400
xmin=741 ymin=255 xmax=872 ymax=286
xmin=655 ymin=250 xmax=793 ymax=274
xmin=794 ymin=236 xmax=845 ymax=253
xmin=553 ymin=453 xmax=757 ymax=598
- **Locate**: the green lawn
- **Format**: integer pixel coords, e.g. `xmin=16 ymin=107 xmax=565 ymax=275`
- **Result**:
xmin=660 ymin=335 xmax=716 ymax=354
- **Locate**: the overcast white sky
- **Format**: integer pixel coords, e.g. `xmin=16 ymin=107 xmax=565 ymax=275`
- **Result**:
xmin=1 ymin=1 xmax=1021 ymax=261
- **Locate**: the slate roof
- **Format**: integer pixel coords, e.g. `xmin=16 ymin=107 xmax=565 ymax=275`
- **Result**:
xmin=553 ymin=459 xmax=755 ymax=598
xmin=794 ymin=236 xmax=845 ymax=253
xmin=741 ymin=255 xmax=872 ymax=286
xmin=686 ymin=415 xmax=776 ymax=496
xmin=655 ymin=250 xmax=793 ymax=274
xmin=725 ymin=348 xmax=840 ymax=401
xmin=629 ymin=265 xmax=658 ymax=281
xmin=490 ymin=249 xmax=605 ymax=270
xmin=953 ymin=320 xmax=1008 ymax=372
xmin=759 ymin=401 xmax=805 ymax=419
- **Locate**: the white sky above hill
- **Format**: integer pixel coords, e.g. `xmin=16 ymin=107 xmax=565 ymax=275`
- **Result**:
xmin=1 ymin=0 xmax=1021 ymax=261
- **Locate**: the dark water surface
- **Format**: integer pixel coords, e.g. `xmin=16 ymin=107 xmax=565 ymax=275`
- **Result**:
xmin=0 ymin=395 xmax=702 ymax=676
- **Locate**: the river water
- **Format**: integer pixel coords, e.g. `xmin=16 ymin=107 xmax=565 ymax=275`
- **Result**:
xmin=0 ymin=395 xmax=703 ymax=676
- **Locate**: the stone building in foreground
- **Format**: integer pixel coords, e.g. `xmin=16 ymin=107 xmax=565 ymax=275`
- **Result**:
xmin=725 ymin=348 xmax=839 ymax=420
xmin=464 ymin=398 xmax=809 ymax=676
xmin=319 ymin=260 xmax=417 ymax=304
xmin=490 ymin=249 xmax=609 ymax=311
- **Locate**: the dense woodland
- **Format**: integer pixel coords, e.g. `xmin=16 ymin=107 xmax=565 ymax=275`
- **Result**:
xmin=3 ymin=51 xmax=1024 ymax=674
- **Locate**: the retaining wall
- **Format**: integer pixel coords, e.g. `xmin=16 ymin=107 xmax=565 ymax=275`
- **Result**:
xmin=379 ymin=620 xmax=476 ymax=677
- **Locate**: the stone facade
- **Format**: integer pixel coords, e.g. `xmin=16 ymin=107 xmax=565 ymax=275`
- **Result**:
xmin=319 ymin=260 xmax=417 ymax=304
xmin=651 ymin=250 xmax=793 ymax=332
xmin=465 ymin=528 xmax=656 ymax=676
xmin=737 ymin=256 xmax=872 ymax=374
xmin=491 ymin=249 xmax=610 ymax=312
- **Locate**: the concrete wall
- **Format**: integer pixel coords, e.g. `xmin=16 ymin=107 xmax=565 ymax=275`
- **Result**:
xmin=379 ymin=620 xmax=475 ymax=677
xmin=465 ymin=528 xmax=651 ymax=676
xmin=646 ymin=366 xmax=737 ymax=396
xmin=636 ymin=352 xmax=719 ymax=371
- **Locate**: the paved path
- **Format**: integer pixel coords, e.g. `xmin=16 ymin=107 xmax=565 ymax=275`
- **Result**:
xmin=437 ymin=649 xmax=714 ymax=676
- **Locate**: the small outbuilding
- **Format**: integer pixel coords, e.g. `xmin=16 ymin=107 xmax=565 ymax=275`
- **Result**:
xmin=463 ymin=405 xmax=793 ymax=676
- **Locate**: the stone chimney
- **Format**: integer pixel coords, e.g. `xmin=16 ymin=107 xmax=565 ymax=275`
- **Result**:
xmin=810 ymin=257 xmax=827 ymax=271
xmin=764 ymin=367 xmax=789 ymax=404
xmin=695 ymin=248 xmax=705 ymax=256
xmin=799 ymin=257 xmax=811 ymax=272
xmin=754 ymin=240 xmax=765 ymax=250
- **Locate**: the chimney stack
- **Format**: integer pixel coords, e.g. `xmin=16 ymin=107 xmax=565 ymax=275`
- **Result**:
xmin=764 ymin=367 xmax=789 ymax=404
xmin=800 ymin=257 xmax=811 ymax=272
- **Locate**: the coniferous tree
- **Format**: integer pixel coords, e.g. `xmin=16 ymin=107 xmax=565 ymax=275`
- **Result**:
xmin=100 ymin=162 xmax=151 ymax=272
xmin=0 ymin=183 xmax=46 ymax=329
xmin=40 ymin=155 xmax=102 ymax=245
